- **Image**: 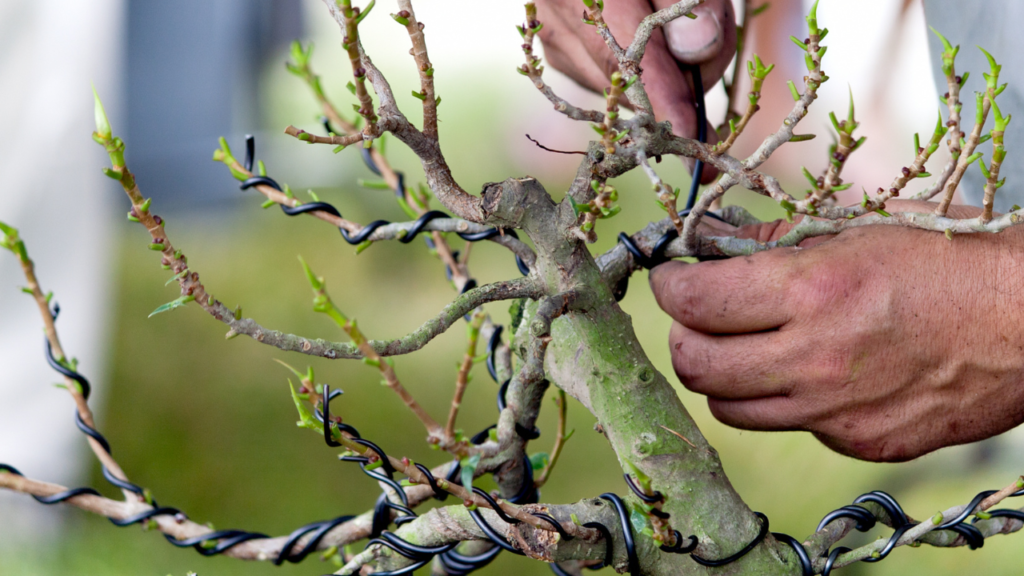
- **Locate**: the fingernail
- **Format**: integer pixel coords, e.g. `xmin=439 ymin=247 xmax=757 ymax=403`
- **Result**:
xmin=664 ymin=8 xmax=723 ymax=64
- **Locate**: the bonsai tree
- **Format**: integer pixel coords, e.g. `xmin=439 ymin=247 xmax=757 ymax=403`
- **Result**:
xmin=3 ymin=1 xmax=1024 ymax=575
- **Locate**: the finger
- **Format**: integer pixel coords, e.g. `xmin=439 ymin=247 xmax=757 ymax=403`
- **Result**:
xmin=669 ymin=321 xmax=795 ymax=400
xmin=536 ymin=1 xmax=621 ymax=95
xmin=649 ymin=253 xmax=795 ymax=334
xmin=654 ymin=0 xmax=738 ymax=85
xmin=540 ymin=1 xmax=719 ymax=183
xmin=707 ymin=396 xmax=807 ymax=431
xmin=577 ymin=2 xmax=703 ymax=142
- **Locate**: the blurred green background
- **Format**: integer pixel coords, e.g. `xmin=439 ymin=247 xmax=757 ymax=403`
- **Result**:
xmin=3 ymin=1 xmax=1024 ymax=575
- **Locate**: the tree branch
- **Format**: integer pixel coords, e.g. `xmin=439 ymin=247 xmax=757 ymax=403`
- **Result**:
xmin=340 ymin=499 xmax=622 ymax=574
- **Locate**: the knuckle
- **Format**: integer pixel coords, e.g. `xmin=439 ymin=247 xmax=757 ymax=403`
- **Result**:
xmin=813 ymin=420 xmax=914 ymax=463
xmin=667 ymin=279 xmax=702 ymax=327
xmin=788 ymin=260 xmax=860 ymax=315
xmin=815 ymin=350 xmax=855 ymax=387
xmin=671 ymin=340 xmax=712 ymax=392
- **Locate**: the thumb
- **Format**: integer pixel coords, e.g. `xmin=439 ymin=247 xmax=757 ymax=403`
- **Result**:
xmin=663 ymin=6 xmax=724 ymax=64
xmin=659 ymin=0 xmax=738 ymax=86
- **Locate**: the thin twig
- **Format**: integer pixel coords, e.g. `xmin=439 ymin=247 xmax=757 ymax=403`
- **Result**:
xmin=534 ymin=389 xmax=569 ymax=488
xmin=445 ymin=310 xmax=485 ymax=441
xmin=525 ymin=134 xmax=586 ymax=155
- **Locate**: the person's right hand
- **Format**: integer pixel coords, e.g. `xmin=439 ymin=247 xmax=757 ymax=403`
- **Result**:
xmin=535 ymin=0 xmax=737 ymax=183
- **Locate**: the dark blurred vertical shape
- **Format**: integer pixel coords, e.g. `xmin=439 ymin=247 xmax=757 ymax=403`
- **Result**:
xmin=125 ymin=0 xmax=303 ymax=209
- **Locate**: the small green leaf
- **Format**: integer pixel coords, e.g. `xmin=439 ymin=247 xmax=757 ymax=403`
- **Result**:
xmin=298 ymin=256 xmax=324 ymax=291
xmin=92 ymin=86 xmax=112 ymax=139
xmin=148 ymin=295 xmax=195 ymax=318
xmin=460 ymin=454 xmax=481 ymax=491
xmin=630 ymin=507 xmax=649 ymax=535
xmin=288 ymin=379 xmax=322 ymax=432
xmin=568 ymin=196 xmax=584 ymax=218
xmin=165 ymin=270 xmax=188 ymax=286
xmin=801 ymin=167 xmax=818 ymax=188
xmin=787 ymin=80 xmax=801 ymax=102
xmin=354 ymin=0 xmax=375 ymax=25
xmin=806 ymin=0 xmax=819 ymax=36
xmin=357 ymin=179 xmax=391 ymax=190
xmin=979 ymin=160 xmax=992 ymax=179
xmin=529 ymin=452 xmax=550 ymax=471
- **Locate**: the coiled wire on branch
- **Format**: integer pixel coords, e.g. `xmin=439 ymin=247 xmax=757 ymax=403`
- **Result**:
xmin=6 ymin=66 xmax=1024 ymax=576
xmin=239 ymin=132 xmax=531 ymax=290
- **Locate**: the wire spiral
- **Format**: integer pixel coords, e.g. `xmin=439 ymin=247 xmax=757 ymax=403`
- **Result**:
xmin=614 ymin=65 xmax=730 ymax=284
xmin=5 ymin=304 xmax=1024 ymax=574
xmin=6 ymin=57 xmax=1024 ymax=576
xmin=240 ymin=133 xmax=531 ymax=282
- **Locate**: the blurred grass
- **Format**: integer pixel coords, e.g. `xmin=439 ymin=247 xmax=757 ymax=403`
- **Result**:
xmin=4 ymin=35 xmax=1024 ymax=576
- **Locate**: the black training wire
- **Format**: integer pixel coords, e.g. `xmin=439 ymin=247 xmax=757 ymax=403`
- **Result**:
xmin=659 ymin=530 xmax=698 ymax=554
xmin=816 ymin=504 xmax=877 ymax=533
xmin=623 ymin=473 xmax=664 ymax=504
xmin=12 ymin=239 xmax=1024 ymax=576
xmin=811 ymin=487 xmax=1024 ymax=571
xmin=583 ymin=520 xmax=615 ymax=568
xmin=854 ymin=491 xmax=910 ymax=527
xmin=10 ymin=311 xmax=414 ymax=562
xmin=600 ymin=493 xmax=640 ymax=575
xmin=485 ymin=325 xmax=503 ymax=382
xmin=937 ymin=491 xmax=997 ymax=530
xmin=239 ymin=134 xmax=531 ymax=279
xmin=690 ymin=512 xmax=769 ymax=567
xmin=497 ymin=378 xmax=541 ymax=440
xmin=822 ymin=546 xmax=851 ymax=576
xmin=615 ymin=65 xmax=730 ymax=277
xmin=684 ymin=65 xmax=707 ymax=212
xmin=438 ymin=545 xmax=502 ymax=575
xmin=9 ymin=120 xmax=1024 ymax=576
xmin=771 ymin=532 xmax=813 ymax=576
xmin=274 ymin=515 xmax=356 ymax=565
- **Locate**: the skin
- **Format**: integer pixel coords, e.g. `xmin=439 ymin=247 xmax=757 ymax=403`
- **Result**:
xmin=651 ymin=201 xmax=1024 ymax=462
xmin=535 ymin=0 xmax=737 ymax=182
xmin=541 ymin=1 xmax=1024 ymax=462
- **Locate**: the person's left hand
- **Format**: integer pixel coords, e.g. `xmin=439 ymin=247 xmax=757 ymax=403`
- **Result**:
xmin=649 ymin=200 xmax=1024 ymax=461
xmin=535 ymin=0 xmax=737 ymax=182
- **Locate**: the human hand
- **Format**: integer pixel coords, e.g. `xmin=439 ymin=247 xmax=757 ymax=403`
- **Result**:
xmin=535 ymin=0 xmax=737 ymax=183
xmin=650 ymin=200 xmax=1024 ymax=461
